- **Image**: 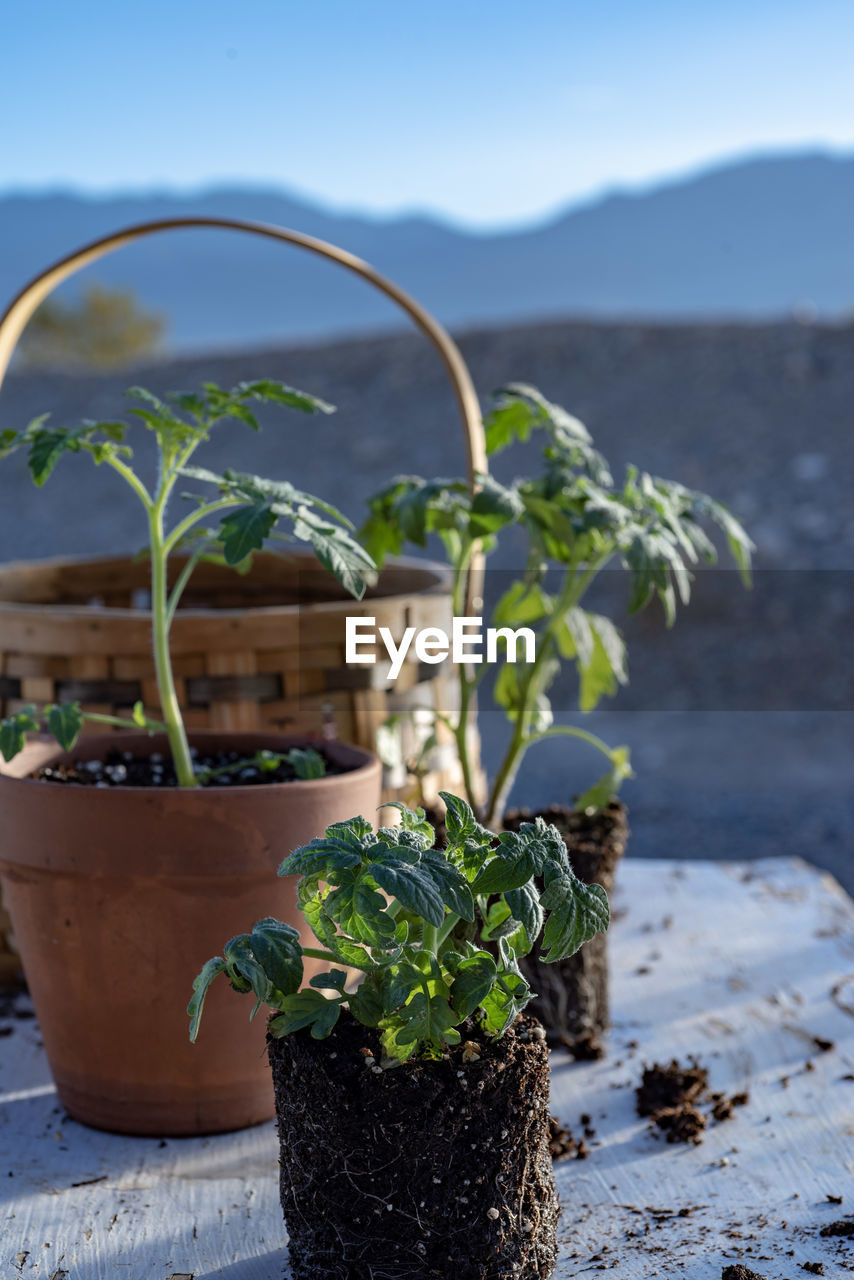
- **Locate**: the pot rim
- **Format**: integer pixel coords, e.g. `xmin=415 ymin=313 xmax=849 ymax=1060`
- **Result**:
xmin=0 ymin=549 xmax=451 ymax=620
xmin=0 ymin=730 xmax=380 ymax=798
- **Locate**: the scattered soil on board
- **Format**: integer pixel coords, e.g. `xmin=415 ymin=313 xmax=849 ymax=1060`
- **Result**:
xmin=268 ymin=1011 xmax=558 ymax=1280
xmin=32 ymin=745 xmax=349 ymax=788
xmin=721 ymin=1267 xmax=770 ymax=1280
xmin=821 ymin=1218 xmax=854 ymax=1237
xmin=548 ymin=1113 xmax=595 ymax=1161
xmin=0 ymin=981 xmax=34 ymax=1035
xmin=636 ymin=1058 xmax=750 ymax=1145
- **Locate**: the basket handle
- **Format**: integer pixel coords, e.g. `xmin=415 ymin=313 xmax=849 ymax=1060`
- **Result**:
xmin=0 ymin=216 xmax=487 ymax=488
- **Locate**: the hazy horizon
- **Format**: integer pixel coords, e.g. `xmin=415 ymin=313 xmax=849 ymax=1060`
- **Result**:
xmin=2 ymin=143 xmax=852 ymax=237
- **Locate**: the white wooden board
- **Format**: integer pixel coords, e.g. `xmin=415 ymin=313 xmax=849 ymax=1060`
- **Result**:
xmin=1 ymin=857 xmax=853 ymax=1279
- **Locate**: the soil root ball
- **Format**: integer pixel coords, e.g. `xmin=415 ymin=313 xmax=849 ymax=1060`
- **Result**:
xmin=268 ymin=1012 xmax=559 ymax=1280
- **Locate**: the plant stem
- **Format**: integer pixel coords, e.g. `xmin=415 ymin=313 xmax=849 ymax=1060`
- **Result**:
xmin=523 ymin=724 xmax=617 ymax=761
xmin=166 ymin=545 xmax=207 ymax=625
xmin=436 ymin=913 xmax=460 ymax=950
xmin=84 ymin=711 xmax=166 ymax=732
xmin=484 ymin=551 xmax=613 ymax=826
xmin=164 ymin=497 xmax=237 ymax=555
xmin=450 ymin=544 xmax=481 ymax=811
xmin=301 ymin=947 xmax=344 ymax=964
xmin=148 ymin=506 xmax=196 ymax=787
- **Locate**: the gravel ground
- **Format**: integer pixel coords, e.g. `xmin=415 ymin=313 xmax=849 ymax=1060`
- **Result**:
xmin=0 ymin=317 xmax=851 ymax=890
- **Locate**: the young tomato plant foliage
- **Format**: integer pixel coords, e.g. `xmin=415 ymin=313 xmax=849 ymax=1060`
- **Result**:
xmin=362 ymin=383 xmax=754 ymax=824
xmin=189 ymin=793 xmax=610 ymax=1063
xmin=0 ymin=381 xmax=375 ymax=785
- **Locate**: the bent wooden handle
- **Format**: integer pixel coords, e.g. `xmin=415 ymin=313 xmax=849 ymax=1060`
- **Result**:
xmin=0 ymin=215 xmax=487 ymax=606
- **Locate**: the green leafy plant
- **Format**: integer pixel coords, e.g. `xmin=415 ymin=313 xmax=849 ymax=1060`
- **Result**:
xmin=189 ymin=792 xmax=609 ymax=1062
xmin=362 ymin=383 xmax=754 ymax=824
xmin=0 ymin=381 xmax=375 ymax=785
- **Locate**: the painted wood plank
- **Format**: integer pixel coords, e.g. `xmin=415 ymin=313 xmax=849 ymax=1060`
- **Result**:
xmin=1 ymin=856 xmax=852 ymax=1279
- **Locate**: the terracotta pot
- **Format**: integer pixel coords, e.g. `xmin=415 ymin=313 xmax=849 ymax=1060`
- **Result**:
xmin=0 ymin=732 xmax=381 ymax=1137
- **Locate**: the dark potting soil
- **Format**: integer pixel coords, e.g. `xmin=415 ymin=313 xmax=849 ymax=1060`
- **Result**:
xmin=268 ymin=1010 xmax=558 ymax=1280
xmin=504 ymin=801 xmax=629 ymax=1054
xmin=636 ymin=1059 xmax=750 ymax=1145
xmin=820 ymin=1218 xmax=854 ymax=1237
xmin=721 ymin=1267 xmax=770 ymax=1280
xmin=32 ymin=745 xmax=349 ymax=788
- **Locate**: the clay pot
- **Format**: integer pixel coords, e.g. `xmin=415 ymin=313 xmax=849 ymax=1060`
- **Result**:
xmin=0 ymin=732 xmax=381 ymax=1136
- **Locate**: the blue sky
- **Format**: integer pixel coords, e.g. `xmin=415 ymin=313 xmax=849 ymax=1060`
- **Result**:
xmin=2 ymin=0 xmax=853 ymax=227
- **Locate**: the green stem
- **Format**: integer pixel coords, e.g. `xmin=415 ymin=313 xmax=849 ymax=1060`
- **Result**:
xmin=149 ymin=506 xmax=196 ymax=787
xmin=523 ymin=724 xmax=616 ymax=760
xmin=164 ymin=497 xmax=237 ymax=555
xmin=450 ymin=541 xmax=481 ymax=812
xmin=84 ymin=711 xmax=167 ymax=732
xmin=485 ymin=552 xmax=614 ymax=827
xmin=436 ymin=913 xmax=460 ymax=950
xmin=422 ymin=923 xmax=439 ymax=956
xmin=301 ymin=947 xmax=344 ymax=964
xmin=166 ymin=544 xmax=207 ymax=625
xmin=105 ymin=457 xmax=154 ymax=509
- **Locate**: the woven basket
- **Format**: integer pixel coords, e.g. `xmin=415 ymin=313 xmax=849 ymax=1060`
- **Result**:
xmin=0 ymin=216 xmax=488 ymax=977
xmin=0 ymin=548 xmax=475 ymax=800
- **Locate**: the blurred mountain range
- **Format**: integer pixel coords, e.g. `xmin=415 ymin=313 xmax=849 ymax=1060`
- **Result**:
xmin=2 ymin=150 xmax=853 ymax=349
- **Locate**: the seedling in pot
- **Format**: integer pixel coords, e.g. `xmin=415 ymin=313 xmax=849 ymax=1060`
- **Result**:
xmin=190 ymin=793 xmax=598 ymax=1275
xmin=362 ymin=383 xmax=754 ymax=824
xmin=0 ymin=380 xmax=375 ymax=784
xmin=189 ymin=791 xmax=609 ymax=1060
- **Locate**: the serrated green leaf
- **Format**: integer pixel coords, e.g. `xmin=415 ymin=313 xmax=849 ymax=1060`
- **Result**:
xmin=468 ymin=475 xmax=523 ymax=536
xmin=188 ymin=957 xmax=228 ymax=1042
xmin=368 ymin=859 xmax=446 ymax=928
xmin=479 ymin=897 xmax=514 ymax=942
xmin=268 ymin=989 xmax=342 ymax=1039
xmin=574 ymin=745 xmax=633 ymax=811
xmin=539 ymin=876 xmax=610 ymax=963
xmin=449 ymin=950 xmax=497 ymax=1019
xmin=0 ymin=708 xmax=39 ymax=762
xmin=293 ymin=511 xmax=374 ymax=601
xmin=381 ymin=990 xmax=461 ymax=1059
xmin=236 ymin=379 xmax=335 ymax=416
xmin=504 ymin=881 xmax=544 ymax=950
xmin=379 ymin=801 xmax=435 ymax=845
xmin=348 ymin=974 xmax=385 ymax=1026
xmin=285 ymin=746 xmax=326 ymax=779
xmin=27 ymin=428 xmax=80 ymax=485
xmin=440 ymin=791 xmax=477 ymax=842
xmin=46 ymin=702 xmax=83 ymax=752
xmin=326 ymin=868 xmax=398 ymax=946
xmin=309 ymin=968 xmax=349 ymax=992
xmin=420 ymin=849 xmax=475 ymax=923
xmin=492 ymin=580 xmax=552 ymax=627
xmin=479 ymin=970 xmax=530 ymax=1037
xmin=249 ymin=918 xmax=303 ymax=998
xmin=218 ymin=503 xmax=276 ymax=565
xmin=222 ymin=933 xmax=266 ymax=998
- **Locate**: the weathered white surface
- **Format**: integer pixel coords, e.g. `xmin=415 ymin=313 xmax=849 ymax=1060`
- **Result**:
xmin=1 ymin=857 xmax=853 ymax=1279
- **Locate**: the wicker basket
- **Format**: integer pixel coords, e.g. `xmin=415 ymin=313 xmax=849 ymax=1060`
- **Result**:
xmin=0 ymin=548 xmax=476 ymax=802
xmin=0 ymin=216 xmax=489 ymax=977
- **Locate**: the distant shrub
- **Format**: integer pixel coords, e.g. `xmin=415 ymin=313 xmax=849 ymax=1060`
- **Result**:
xmin=17 ymin=285 xmax=164 ymax=371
